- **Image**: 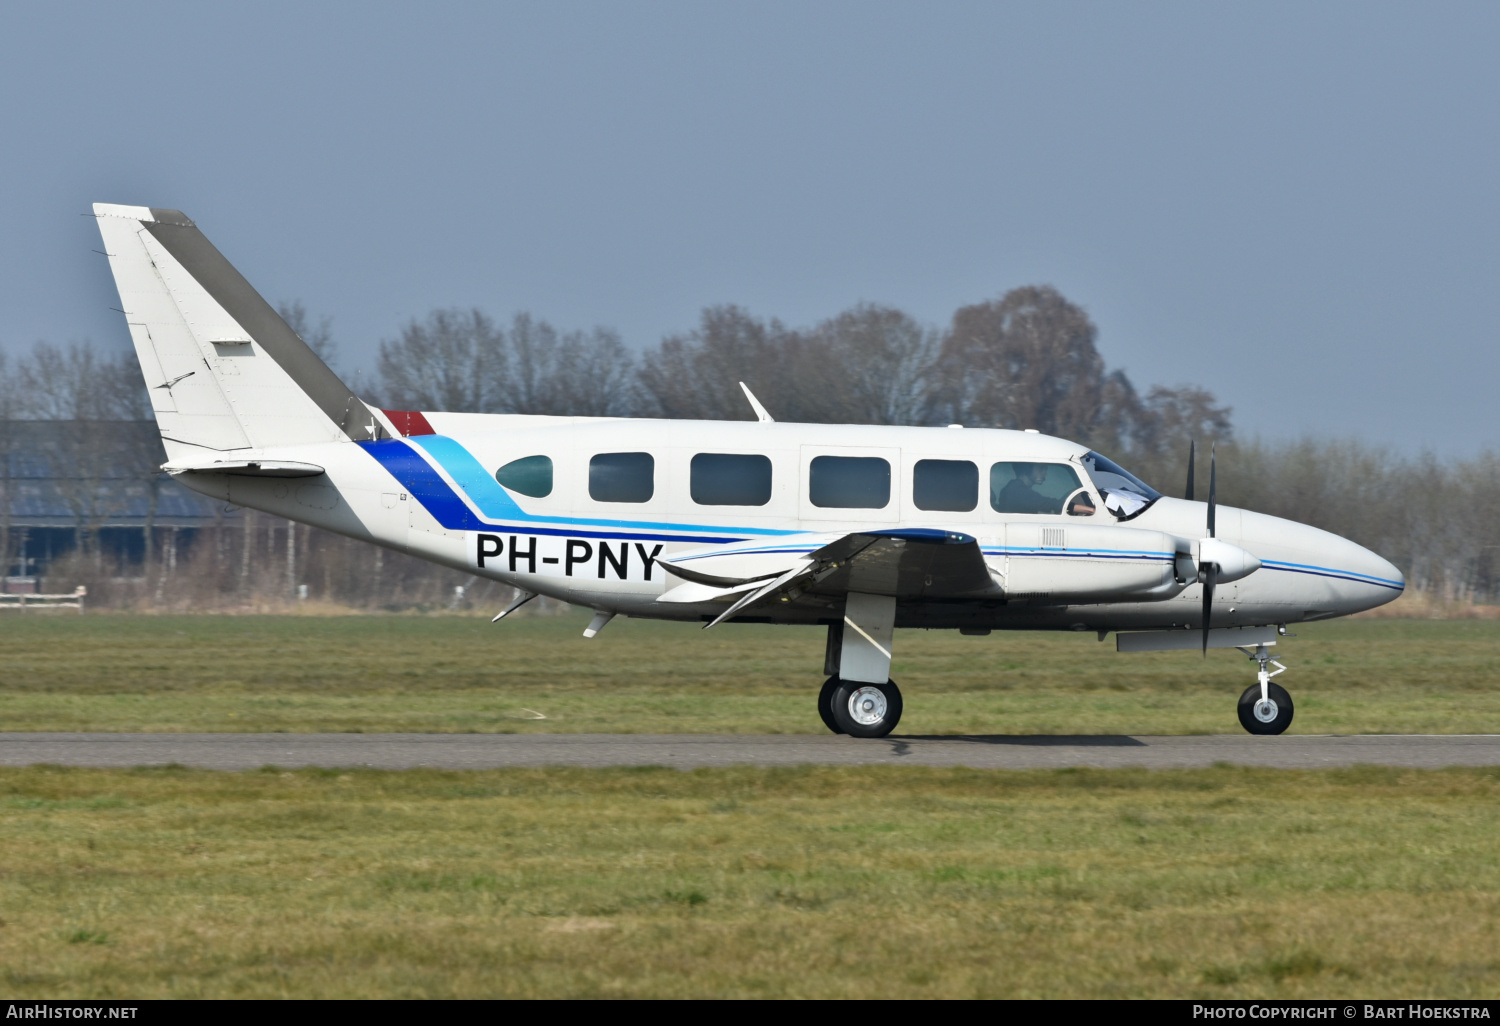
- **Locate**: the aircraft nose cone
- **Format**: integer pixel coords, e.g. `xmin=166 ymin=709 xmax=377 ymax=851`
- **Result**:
xmin=1314 ymin=535 xmax=1405 ymax=614
xmin=1236 ymin=510 xmax=1404 ymax=618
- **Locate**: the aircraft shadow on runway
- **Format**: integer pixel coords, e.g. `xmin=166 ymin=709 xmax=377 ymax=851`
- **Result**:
xmin=883 ymin=734 xmax=1149 ymax=748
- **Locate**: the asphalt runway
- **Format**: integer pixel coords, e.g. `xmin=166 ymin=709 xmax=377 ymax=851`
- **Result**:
xmin=2 ymin=732 xmax=1499 ymax=770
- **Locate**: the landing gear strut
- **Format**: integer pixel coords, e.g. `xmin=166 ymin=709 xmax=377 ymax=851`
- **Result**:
xmin=818 ymin=594 xmax=904 ymax=738
xmin=1236 ymin=643 xmax=1294 ymax=735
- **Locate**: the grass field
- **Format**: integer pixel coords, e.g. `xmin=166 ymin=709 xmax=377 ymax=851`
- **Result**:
xmin=2 ymin=763 xmax=1497 ymax=998
xmin=2 ymin=613 xmax=1499 ymax=735
xmin=4 ymin=615 xmax=1499 ymax=998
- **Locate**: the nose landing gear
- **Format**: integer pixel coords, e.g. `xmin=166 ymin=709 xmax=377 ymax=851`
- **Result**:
xmin=1236 ymin=643 xmax=1294 ymax=735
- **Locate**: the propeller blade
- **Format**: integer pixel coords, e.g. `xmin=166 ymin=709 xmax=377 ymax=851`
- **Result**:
xmin=1206 ymin=442 xmax=1217 ymax=539
xmin=1201 ymin=563 xmax=1217 ymax=655
xmin=1185 ymin=440 xmax=1195 ymax=501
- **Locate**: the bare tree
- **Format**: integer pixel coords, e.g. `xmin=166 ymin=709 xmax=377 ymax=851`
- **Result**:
xmin=638 ymin=305 xmax=800 ymax=421
xmin=495 ymin=311 xmax=562 ymax=414
xmin=277 ymin=300 xmax=338 ymax=371
xmin=491 ymin=313 xmax=639 ymax=417
xmin=935 ymin=285 xmax=1136 ymax=446
xmin=0 ymin=346 xmax=17 ymax=576
xmin=550 ymin=326 xmax=639 ymax=417
xmin=8 ymin=341 xmax=156 ymax=561
xmin=804 ymin=303 xmax=940 ymax=425
xmin=936 ymin=285 xmax=1116 ymax=438
xmin=377 ymin=308 xmax=502 ymax=411
xmin=1125 ymin=385 xmax=1236 ymax=493
xmin=13 ymin=340 xmax=148 ymax=420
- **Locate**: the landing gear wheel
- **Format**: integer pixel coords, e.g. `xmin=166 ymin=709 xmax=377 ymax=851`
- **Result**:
xmin=818 ymin=676 xmax=843 ymax=734
xmin=831 ymin=679 xmax=904 ymax=739
xmin=1238 ymin=681 xmax=1294 ymax=735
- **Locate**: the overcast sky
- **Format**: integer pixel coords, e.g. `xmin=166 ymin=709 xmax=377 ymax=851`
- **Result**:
xmin=2 ymin=1 xmax=1496 ymax=455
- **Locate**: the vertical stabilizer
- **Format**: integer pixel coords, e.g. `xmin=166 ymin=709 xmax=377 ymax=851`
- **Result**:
xmin=93 ymin=203 xmax=380 ymax=460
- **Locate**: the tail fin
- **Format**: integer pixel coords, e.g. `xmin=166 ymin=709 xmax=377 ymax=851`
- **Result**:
xmin=92 ymin=203 xmax=380 ymax=461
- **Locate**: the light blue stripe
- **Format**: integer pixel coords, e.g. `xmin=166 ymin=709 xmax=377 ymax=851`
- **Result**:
xmin=409 ymin=435 xmax=796 ymax=537
xmin=983 ymin=547 xmax=1173 ymax=560
xmin=1262 ymin=558 xmax=1404 ymax=590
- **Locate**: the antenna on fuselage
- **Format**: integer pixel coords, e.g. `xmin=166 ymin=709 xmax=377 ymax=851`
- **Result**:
xmin=738 ymin=382 xmax=774 ymax=423
xmin=1185 ymin=439 xmax=1195 ymax=501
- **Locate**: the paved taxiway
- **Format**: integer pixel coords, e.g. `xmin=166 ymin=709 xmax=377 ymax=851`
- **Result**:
xmin=2 ymin=732 xmax=1499 ymax=770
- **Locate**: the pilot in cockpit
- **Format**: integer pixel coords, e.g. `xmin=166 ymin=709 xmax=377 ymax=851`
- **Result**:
xmin=1066 ymin=490 xmax=1097 ymax=516
xmin=997 ymin=463 xmax=1055 ymax=514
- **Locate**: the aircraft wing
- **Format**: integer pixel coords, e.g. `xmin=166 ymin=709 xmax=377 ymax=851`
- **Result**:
xmin=803 ymin=528 xmax=997 ymax=599
xmin=658 ymin=528 xmax=1000 ymax=626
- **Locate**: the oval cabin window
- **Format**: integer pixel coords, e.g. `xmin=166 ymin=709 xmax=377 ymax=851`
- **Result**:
xmin=494 ymin=455 xmax=553 ymax=498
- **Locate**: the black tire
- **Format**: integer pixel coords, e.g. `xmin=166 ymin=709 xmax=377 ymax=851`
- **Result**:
xmin=1238 ymin=681 xmax=1294 ymax=735
xmin=818 ymin=676 xmax=843 ymax=734
xmin=831 ymin=679 xmax=904 ymax=739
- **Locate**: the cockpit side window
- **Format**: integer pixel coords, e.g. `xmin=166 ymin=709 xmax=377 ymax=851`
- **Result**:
xmin=989 ymin=462 xmax=1084 ymax=515
xmin=1081 ymin=451 xmax=1161 ymax=519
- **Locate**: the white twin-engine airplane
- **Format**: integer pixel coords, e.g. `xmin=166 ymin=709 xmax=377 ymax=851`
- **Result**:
xmin=93 ymin=203 xmax=1405 ymax=738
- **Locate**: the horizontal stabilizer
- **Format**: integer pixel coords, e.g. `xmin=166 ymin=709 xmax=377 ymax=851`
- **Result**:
xmin=164 ymin=459 xmax=326 ymax=478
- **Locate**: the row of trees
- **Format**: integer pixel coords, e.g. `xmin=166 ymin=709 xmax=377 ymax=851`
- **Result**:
xmin=2 ymin=286 xmax=1495 ymax=607
xmin=373 ymin=287 xmax=1232 ymax=474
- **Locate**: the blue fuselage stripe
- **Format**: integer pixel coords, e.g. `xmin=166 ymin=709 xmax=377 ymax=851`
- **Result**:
xmin=1261 ymin=559 xmax=1404 ymax=590
xmin=359 ymin=438 xmax=754 ymax=544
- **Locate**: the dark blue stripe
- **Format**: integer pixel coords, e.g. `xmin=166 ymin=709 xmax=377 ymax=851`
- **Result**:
xmin=1263 ymin=562 xmax=1405 ymax=591
xmin=358 ymin=439 xmax=746 ymax=545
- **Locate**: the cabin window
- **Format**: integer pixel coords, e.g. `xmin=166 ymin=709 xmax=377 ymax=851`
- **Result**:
xmin=1081 ymin=451 xmax=1161 ymax=518
xmin=913 ymin=459 xmax=978 ymax=512
xmin=809 ymin=456 xmax=891 ymax=509
xmin=589 ymin=452 xmax=654 ymax=503
xmin=989 ymin=462 xmax=1085 ymax=515
xmin=691 ymin=453 xmax=773 ymax=506
xmin=494 ymin=455 xmax=553 ymax=498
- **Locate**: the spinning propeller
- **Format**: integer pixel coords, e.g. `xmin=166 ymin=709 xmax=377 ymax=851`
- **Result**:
xmin=1190 ymin=441 xmax=1262 ymax=655
xmin=1201 ymin=443 xmax=1217 ymax=654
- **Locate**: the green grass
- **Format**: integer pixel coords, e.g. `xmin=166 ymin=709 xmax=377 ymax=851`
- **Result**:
xmin=2 ymin=613 xmax=1499 ymax=734
xmin=2 ymin=764 xmax=1498 ymax=998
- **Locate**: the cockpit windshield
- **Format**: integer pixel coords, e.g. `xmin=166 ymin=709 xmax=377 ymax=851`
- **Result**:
xmin=1081 ymin=451 xmax=1161 ymax=519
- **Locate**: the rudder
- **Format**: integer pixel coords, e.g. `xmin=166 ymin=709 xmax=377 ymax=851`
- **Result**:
xmin=93 ymin=203 xmax=380 ymax=461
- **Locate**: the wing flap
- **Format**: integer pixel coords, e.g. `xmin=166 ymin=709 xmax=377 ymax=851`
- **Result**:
xmin=678 ymin=528 xmax=1002 ymax=626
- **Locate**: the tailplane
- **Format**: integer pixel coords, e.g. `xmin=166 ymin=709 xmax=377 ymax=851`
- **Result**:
xmin=92 ymin=203 xmax=381 ymax=462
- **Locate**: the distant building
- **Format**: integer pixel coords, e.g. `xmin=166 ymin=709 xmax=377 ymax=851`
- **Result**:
xmin=0 ymin=420 xmax=233 ymax=582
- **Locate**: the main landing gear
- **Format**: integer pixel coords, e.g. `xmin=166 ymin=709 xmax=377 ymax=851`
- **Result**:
xmin=1236 ymin=642 xmax=1294 ymax=735
xmin=818 ymin=592 xmax=904 ymax=738
xmin=819 ymin=675 xmax=905 ymax=738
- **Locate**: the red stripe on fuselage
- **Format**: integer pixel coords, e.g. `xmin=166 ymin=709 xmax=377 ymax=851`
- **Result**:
xmin=382 ymin=410 xmax=436 ymax=437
